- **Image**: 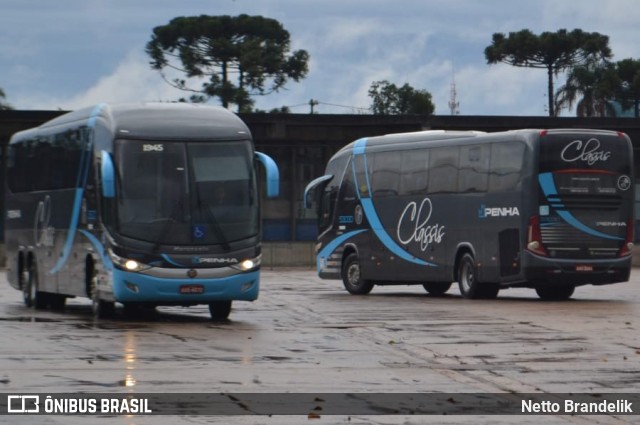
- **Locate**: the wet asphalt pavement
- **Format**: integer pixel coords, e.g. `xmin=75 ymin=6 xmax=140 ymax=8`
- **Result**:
xmin=0 ymin=268 xmax=638 ymax=424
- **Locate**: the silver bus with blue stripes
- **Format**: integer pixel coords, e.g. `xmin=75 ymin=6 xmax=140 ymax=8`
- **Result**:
xmin=304 ymin=129 xmax=633 ymax=300
xmin=5 ymin=103 xmax=279 ymax=319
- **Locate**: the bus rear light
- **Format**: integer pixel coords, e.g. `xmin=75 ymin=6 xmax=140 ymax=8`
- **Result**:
xmin=527 ymin=215 xmax=547 ymax=256
xmin=618 ymin=219 xmax=634 ymax=257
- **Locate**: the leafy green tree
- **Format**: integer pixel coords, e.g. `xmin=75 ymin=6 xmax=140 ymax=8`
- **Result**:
xmin=485 ymin=29 xmax=612 ymax=116
xmin=0 ymin=88 xmax=13 ymax=110
xmin=555 ymin=60 xmax=619 ymax=117
xmin=616 ymin=58 xmax=640 ymax=117
xmin=368 ymin=80 xmax=435 ymax=115
xmin=146 ymin=14 xmax=309 ymax=112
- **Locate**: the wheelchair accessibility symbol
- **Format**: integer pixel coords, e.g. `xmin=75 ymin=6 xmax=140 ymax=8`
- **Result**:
xmin=193 ymin=225 xmax=206 ymax=239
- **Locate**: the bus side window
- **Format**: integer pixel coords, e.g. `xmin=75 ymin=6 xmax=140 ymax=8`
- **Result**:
xmin=400 ymin=149 xmax=429 ymax=196
xmin=489 ymin=142 xmax=525 ymax=192
xmin=458 ymin=145 xmax=489 ymax=193
xmin=428 ymin=146 xmax=459 ymax=194
xmin=370 ymin=152 xmax=400 ymax=198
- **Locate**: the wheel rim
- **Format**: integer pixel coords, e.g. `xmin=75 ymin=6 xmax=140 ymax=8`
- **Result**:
xmin=90 ymin=276 xmax=100 ymax=315
xmin=460 ymin=261 xmax=474 ymax=293
xmin=30 ymin=278 xmax=36 ymax=301
xmin=347 ymin=263 xmax=360 ymax=286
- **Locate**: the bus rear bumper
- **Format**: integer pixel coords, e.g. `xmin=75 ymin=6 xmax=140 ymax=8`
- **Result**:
xmin=522 ymin=251 xmax=631 ymax=286
xmin=111 ymin=269 xmax=260 ymax=304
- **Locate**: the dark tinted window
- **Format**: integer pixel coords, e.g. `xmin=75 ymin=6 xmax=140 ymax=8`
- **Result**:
xmin=7 ymin=128 xmax=87 ymax=193
xmin=353 ymin=154 xmax=369 ymax=198
xmin=458 ymin=145 xmax=489 ymax=193
xmin=539 ymin=132 xmax=631 ymax=174
xmin=400 ymin=149 xmax=429 ymax=195
xmin=370 ymin=151 xmax=401 ymax=197
xmin=428 ymin=146 xmax=459 ymax=193
xmin=488 ymin=142 xmax=524 ymax=192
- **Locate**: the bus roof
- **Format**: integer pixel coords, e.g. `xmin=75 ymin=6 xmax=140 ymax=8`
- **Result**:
xmin=335 ymin=128 xmax=627 ymax=156
xmin=336 ymin=130 xmax=485 ymax=155
xmin=10 ymin=102 xmax=251 ymax=142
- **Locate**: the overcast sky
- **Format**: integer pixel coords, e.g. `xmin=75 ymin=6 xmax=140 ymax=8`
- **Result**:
xmin=2 ymin=0 xmax=639 ymax=115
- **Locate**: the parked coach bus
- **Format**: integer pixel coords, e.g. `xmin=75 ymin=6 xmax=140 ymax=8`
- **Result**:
xmin=5 ymin=103 xmax=279 ymax=319
xmin=304 ymin=129 xmax=634 ymax=300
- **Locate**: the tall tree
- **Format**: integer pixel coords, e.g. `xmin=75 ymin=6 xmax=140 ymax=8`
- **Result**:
xmin=555 ymin=60 xmax=619 ymax=117
xmin=368 ymin=80 xmax=435 ymax=115
xmin=0 ymin=88 xmax=13 ymax=110
xmin=616 ymin=58 xmax=640 ymax=117
xmin=146 ymin=14 xmax=309 ymax=112
xmin=484 ymin=29 xmax=612 ymax=116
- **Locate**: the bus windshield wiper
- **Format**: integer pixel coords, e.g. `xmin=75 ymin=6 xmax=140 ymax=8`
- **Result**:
xmin=195 ymin=188 xmax=231 ymax=251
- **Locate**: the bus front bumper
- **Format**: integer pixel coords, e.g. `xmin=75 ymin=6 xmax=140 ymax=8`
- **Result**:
xmin=110 ymin=268 xmax=260 ymax=304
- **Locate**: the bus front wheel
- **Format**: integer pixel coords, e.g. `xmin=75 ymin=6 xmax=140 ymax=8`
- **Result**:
xmin=90 ymin=274 xmax=115 ymax=319
xmin=209 ymin=301 xmax=232 ymax=320
xmin=342 ymin=253 xmax=374 ymax=295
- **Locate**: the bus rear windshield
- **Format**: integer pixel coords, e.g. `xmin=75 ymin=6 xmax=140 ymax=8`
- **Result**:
xmin=540 ymin=132 xmax=631 ymax=174
xmin=539 ymin=132 xmax=632 ymax=196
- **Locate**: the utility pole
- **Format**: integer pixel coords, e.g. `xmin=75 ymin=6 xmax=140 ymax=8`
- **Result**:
xmin=309 ymin=99 xmax=319 ymax=114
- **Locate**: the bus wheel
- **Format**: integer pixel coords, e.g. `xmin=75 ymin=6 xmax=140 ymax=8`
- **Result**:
xmin=535 ymin=285 xmax=575 ymax=301
xmin=48 ymin=294 xmax=66 ymax=310
xmin=422 ymin=282 xmax=452 ymax=297
xmin=457 ymin=253 xmax=483 ymax=299
xmin=342 ymin=253 xmax=374 ymax=295
xmin=90 ymin=275 xmax=115 ymax=319
xmin=23 ymin=263 xmax=47 ymax=309
xmin=209 ymin=301 xmax=232 ymax=320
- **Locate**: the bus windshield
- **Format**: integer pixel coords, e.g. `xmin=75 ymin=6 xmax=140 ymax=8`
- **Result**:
xmin=115 ymin=139 xmax=258 ymax=246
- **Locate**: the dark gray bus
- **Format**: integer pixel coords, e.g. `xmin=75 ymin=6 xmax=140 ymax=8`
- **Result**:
xmin=5 ymin=103 xmax=279 ymax=319
xmin=304 ymin=129 xmax=634 ymax=300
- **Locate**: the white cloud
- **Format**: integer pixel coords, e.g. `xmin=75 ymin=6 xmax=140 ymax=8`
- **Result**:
xmin=50 ymin=50 xmax=183 ymax=110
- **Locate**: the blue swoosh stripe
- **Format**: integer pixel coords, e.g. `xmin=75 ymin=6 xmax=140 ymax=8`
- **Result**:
xmin=317 ymin=229 xmax=367 ymax=271
xmin=161 ymin=254 xmax=185 ymax=267
xmin=360 ymin=198 xmax=435 ymax=266
xmin=78 ymin=229 xmax=113 ymax=271
xmin=49 ymin=103 xmax=106 ymax=275
xmin=538 ymin=172 xmax=622 ymax=241
xmin=352 ymin=138 xmax=436 ymax=267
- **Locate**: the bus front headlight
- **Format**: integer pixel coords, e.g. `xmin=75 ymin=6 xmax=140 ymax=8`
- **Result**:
xmin=108 ymin=250 xmax=151 ymax=272
xmin=231 ymin=256 xmax=261 ymax=272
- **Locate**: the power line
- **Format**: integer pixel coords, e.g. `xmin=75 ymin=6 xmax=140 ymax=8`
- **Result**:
xmin=284 ymin=100 xmax=371 ymax=114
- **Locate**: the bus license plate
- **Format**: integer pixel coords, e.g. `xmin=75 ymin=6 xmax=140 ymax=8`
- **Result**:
xmin=576 ymin=265 xmax=593 ymax=272
xmin=180 ymin=284 xmax=204 ymax=294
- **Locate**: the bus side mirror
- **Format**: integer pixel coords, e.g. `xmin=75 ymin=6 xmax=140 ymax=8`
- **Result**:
xmin=255 ymin=151 xmax=279 ymax=198
xmin=303 ymin=175 xmax=333 ymax=209
xmin=101 ymin=150 xmax=115 ymax=198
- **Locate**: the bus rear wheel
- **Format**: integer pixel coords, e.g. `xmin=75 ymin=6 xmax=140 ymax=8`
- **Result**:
xmin=23 ymin=263 xmax=48 ymax=309
xmin=342 ymin=253 xmax=374 ymax=295
xmin=457 ymin=253 xmax=499 ymax=299
xmin=535 ymin=285 xmax=575 ymax=301
xmin=422 ymin=282 xmax=452 ymax=296
xmin=209 ymin=301 xmax=232 ymax=320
